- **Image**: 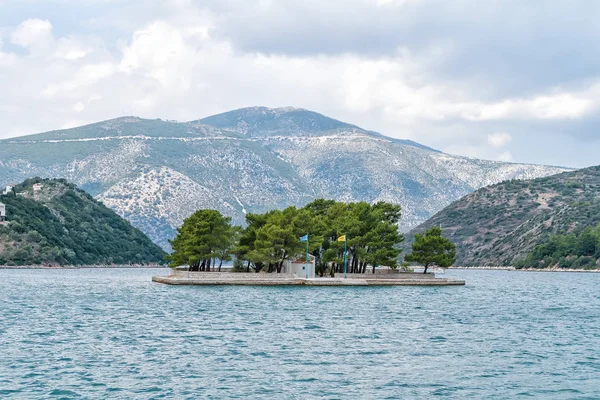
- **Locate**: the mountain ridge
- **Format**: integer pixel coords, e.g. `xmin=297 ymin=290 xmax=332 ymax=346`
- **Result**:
xmin=0 ymin=107 xmax=573 ymax=249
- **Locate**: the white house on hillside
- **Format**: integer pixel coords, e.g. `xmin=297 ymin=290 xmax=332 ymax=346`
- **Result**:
xmin=3 ymin=185 xmax=14 ymax=195
xmin=0 ymin=202 xmax=6 ymax=222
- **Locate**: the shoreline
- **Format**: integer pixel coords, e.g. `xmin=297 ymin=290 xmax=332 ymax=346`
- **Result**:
xmin=0 ymin=264 xmax=167 ymax=270
xmin=449 ymin=266 xmax=515 ymax=271
xmin=450 ymin=267 xmax=600 ymax=273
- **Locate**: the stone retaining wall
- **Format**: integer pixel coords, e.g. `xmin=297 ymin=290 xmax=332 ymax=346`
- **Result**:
xmin=169 ymin=270 xmax=435 ymax=280
xmin=152 ymin=275 xmax=465 ymax=286
xmin=343 ymin=272 xmax=436 ymax=280
xmin=169 ymin=270 xmax=299 ymax=280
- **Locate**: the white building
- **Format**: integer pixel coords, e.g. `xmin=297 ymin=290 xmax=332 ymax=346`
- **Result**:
xmin=3 ymin=185 xmax=14 ymax=195
xmin=33 ymin=183 xmax=44 ymax=192
xmin=284 ymin=255 xmax=316 ymax=278
xmin=0 ymin=202 xmax=6 ymax=222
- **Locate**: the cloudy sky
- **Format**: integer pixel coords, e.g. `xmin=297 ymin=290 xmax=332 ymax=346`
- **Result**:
xmin=0 ymin=0 xmax=598 ymax=168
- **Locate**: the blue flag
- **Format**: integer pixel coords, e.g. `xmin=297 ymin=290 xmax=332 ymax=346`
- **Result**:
xmin=299 ymin=234 xmax=308 ymax=242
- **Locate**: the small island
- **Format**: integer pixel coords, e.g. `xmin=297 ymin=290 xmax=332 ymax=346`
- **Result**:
xmin=153 ymin=200 xmax=465 ymax=286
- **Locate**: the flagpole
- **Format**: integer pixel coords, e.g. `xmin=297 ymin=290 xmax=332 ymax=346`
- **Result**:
xmin=344 ymin=234 xmax=347 ymax=279
xmin=305 ymin=234 xmax=309 ymax=279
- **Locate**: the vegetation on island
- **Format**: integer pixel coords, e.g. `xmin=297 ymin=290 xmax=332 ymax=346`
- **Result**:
xmin=168 ymin=199 xmax=404 ymax=275
xmin=0 ymin=178 xmax=166 ymax=266
xmin=406 ymin=166 xmax=600 ymax=267
xmin=167 ymin=209 xmax=239 ymax=272
xmin=515 ymin=225 xmax=600 ymax=269
xmin=405 ymin=227 xmax=457 ymax=273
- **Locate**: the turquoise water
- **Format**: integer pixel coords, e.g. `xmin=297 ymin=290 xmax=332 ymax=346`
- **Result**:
xmin=1 ymin=269 xmax=599 ymax=399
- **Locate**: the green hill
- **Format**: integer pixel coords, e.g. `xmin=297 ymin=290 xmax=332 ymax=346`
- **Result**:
xmin=405 ymin=166 xmax=600 ymax=267
xmin=0 ymin=178 xmax=166 ymax=266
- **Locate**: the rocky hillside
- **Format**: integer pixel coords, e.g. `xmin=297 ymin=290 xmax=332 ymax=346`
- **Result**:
xmin=0 ymin=106 xmax=570 ymax=249
xmin=0 ymin=178 xmax=166 ymax=266
xmin=406 ymin=166 xmax=600 ymax=266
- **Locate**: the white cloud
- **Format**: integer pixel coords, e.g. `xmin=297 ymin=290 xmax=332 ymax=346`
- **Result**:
xmin=460 ymin=92 xmax=594 ymax=121
xmin=372 ymin=0 xmax=424 ymax=6
xmin=0 ymin=1 xmax=599 ymax=168
xmin=72 ymin=101 xmax=85 ymax=112
xmin=487 ymin=132 xmax=512 ymax=148
xmin=54 ymin=37 xmax=92 ymax=60
xmin=10 ymin=19 xmax=53 ymax=52
xmin=42 ymin=62 xmax=116 ymax=98
xmin=496 ymin=151 xmax=513 ymax=162
xmin=119 ymin=21 xmax=215 ymax=90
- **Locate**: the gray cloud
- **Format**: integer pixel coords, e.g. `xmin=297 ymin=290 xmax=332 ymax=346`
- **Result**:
xmin=0 ymin=0 xmax=599 ymax=168
xmin=200 ymin=0 xmax=600 ymax=98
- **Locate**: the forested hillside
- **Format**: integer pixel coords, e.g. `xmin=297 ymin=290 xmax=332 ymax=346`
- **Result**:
xmin=0 ymin=178 xmax=166 ymax=266
xmin=406 ymin=166 xmax=600 ymax=267
xmin=516 ymin=225 xmax=600 ymax=269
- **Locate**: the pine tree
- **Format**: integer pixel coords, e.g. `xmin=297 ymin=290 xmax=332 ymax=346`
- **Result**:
xmin=168 ymin=209 xmax=236 ymax=271
xmin=406 ymin=227 xmax=456 ymax=273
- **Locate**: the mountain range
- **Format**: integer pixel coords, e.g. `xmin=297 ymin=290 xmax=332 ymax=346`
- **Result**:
xmin=406 ymin=166 xmax=600 ymax=266
xmin=0 ymin=106 xmax=571 ymax=248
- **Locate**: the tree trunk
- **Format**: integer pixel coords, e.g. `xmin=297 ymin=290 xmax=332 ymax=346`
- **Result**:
xmin=246 ymin=260 xmax=250 ymax=273
xmin=372 ymin=264 xmax=376 ymax=274
xmin=423 ymin=264 xmax=429 ymax=274
xmin=254 ymin=262 xmax=264 ymax=273
xmin=218 ymin=259 xmax=223 ymax=272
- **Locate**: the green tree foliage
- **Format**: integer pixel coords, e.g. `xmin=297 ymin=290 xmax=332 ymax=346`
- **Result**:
xmin=246 ymin=207 xmax=317 ymax=273
xmin=171 ymin=200 xmax=404 ymax=274
xmin=168 ymin=209 xmax=237 ymax=271
xmin=515 ymin=225 xmax=600 ymax=269
xmin=405 ymin=227 xmax=457 ymax=273
xmin=0 ymin=178 xmax=166 ymax=266
xmin=232 ymin=200 xmax=404 ymax=274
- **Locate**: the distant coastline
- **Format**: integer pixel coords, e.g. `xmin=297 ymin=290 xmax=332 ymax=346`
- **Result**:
xmin=450 ymin=266 xmax=600 ymax=273
xmin=0 ymin=264 xmax=166 ymax=269
xmin=449 ymin=266 xmax=516 ymax=270
xmin=517 ymin=267 xmax=600 ymax=273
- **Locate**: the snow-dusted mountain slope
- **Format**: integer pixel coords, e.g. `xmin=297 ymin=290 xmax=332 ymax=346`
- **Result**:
xmin=0 ymin=107 xmax=571 ymax=248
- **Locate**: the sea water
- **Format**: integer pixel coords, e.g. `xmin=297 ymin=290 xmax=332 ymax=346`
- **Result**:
xmin=0 ymin=268 xmax=599 ymax=399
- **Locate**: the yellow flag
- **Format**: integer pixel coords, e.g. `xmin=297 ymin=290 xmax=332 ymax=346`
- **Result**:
xmin=337 ymin=235 xmax=346 ymax=242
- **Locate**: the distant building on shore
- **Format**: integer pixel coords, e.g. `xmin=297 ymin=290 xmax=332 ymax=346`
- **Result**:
xmin=3 ymin=185 xmax=14 ymax=195
xmin=0 ymin=202 xmax=6 ymax=222
xmin=284 ymin=255 xmax=315 ymax=278
xmin=33 ymin=183 xmax=44 ymax=192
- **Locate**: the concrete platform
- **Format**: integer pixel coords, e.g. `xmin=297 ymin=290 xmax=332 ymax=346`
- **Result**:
xmin=152 ymin=271 xmax=465 ymax=286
